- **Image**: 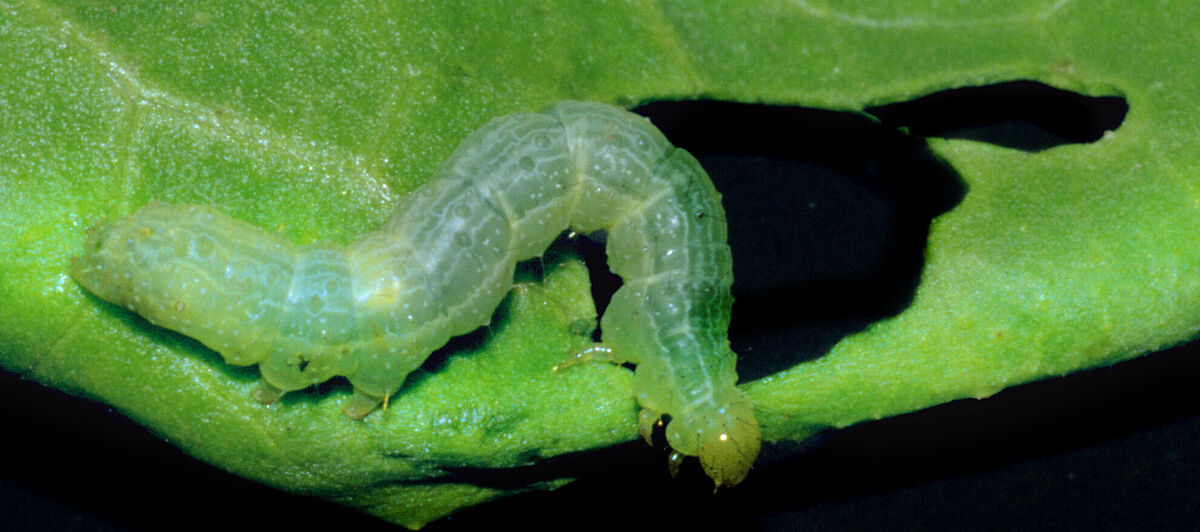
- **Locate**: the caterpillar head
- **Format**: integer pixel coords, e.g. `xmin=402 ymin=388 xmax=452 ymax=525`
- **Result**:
xmin=665 ymin=392 xmax=761 ymax=489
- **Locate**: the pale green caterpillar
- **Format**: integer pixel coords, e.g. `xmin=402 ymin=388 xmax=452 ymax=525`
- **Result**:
xmin=71 ymin=101 xmax=761 ymax=487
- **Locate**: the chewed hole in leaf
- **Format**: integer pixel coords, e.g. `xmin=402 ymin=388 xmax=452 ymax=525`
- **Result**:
xmin=866 ymin=80 xmax=1128 ymax=152
xmin=627 ymin=101 xmax=965 ymax=381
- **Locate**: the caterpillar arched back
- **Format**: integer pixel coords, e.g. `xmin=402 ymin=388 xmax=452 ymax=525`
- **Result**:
xmin=71 ymin=101 xmax=761 ymax=488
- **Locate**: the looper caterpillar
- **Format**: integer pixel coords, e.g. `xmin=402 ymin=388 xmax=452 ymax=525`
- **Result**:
xmin=72 ymin=101 xmax=761 ymax=487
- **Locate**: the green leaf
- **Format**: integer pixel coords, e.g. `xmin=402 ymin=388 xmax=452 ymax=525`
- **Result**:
xmin=3 ymin=0 xmax=1198 ymax=528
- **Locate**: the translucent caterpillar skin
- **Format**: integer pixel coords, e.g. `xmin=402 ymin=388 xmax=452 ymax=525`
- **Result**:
xmin=71 ymin=101 xmax=761 ymax=487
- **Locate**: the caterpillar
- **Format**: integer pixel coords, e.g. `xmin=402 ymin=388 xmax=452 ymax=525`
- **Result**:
xmin=71 ymin=101 xmax=761 ymax=487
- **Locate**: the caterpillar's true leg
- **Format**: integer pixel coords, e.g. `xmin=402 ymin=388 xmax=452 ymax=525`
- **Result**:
xmin=251 ymin=381 xmax=285 ymax=405
xmin=668 ymin=450 xmax=685 ymax=479
xmin=551 ymin=343 xmax=623 ymax=372
xmin=343 ymin=388 xmax=385 ymax=419
xmin=638 ymin=407 xmax=664 ymax=446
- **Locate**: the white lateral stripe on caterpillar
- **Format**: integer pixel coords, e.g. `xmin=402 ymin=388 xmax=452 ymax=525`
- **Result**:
xmin=71 ymin=101 xmax=761 ymax=487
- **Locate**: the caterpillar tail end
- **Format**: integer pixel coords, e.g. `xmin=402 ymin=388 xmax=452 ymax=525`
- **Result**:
xmin=69 ymin=216 xmax=139 ymax=306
